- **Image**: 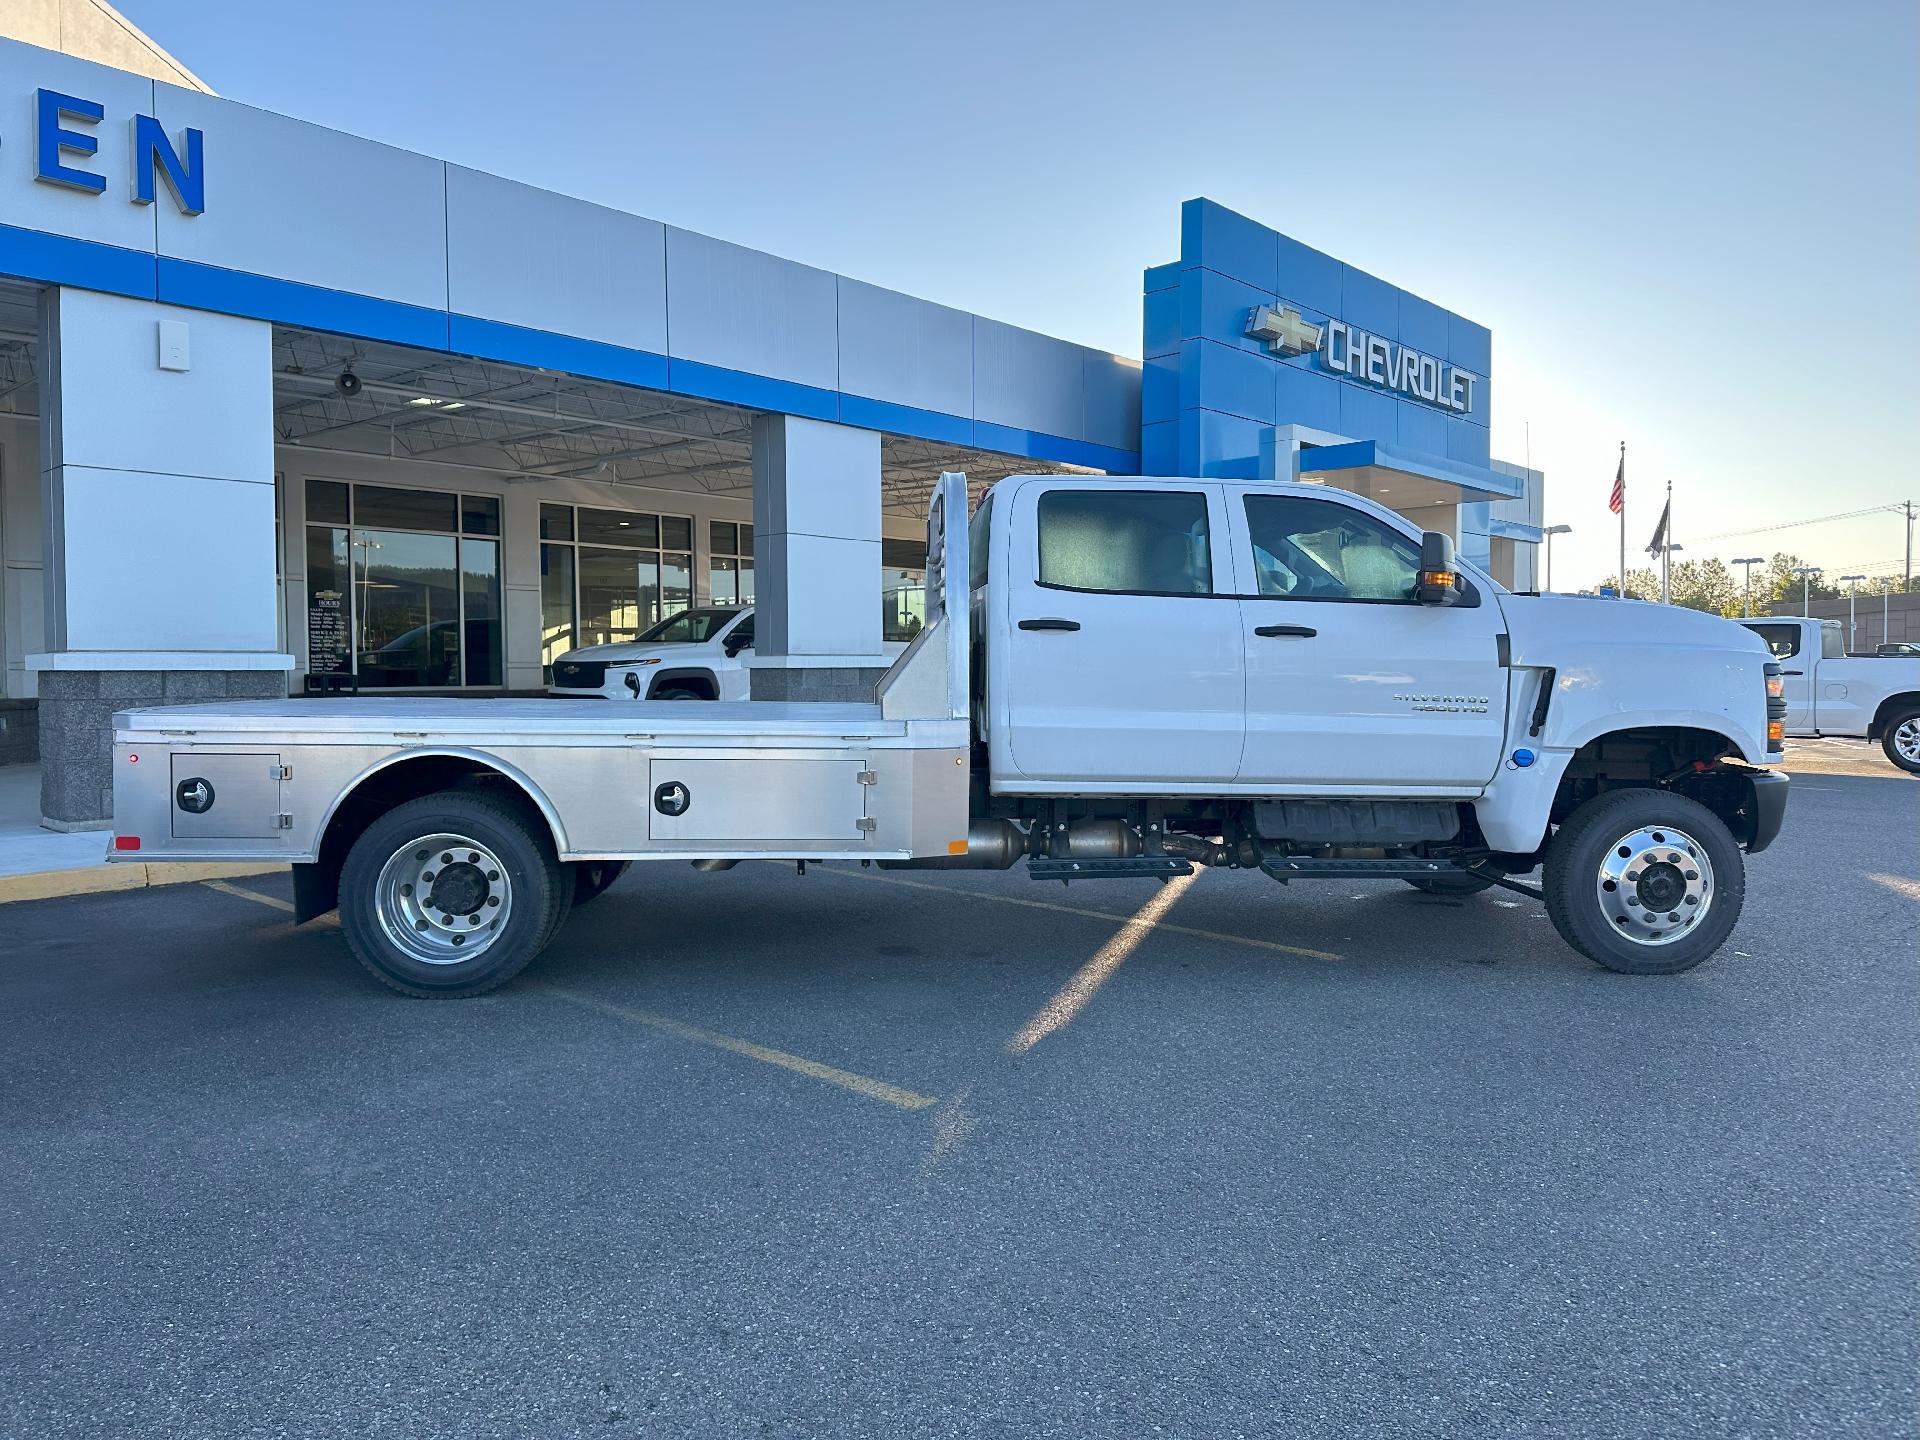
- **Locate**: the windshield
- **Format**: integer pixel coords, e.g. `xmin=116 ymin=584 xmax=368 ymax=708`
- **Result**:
xmin=636 ymin=608 xmax=742 ymax=645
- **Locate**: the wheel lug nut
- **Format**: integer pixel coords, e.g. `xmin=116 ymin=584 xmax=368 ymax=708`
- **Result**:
xmin=486 ymin=895 xmax=499 ymax=907
xmin=422 ymin=870 xmax=435 ymax=883
xmin=401 ymin=883 xmax=412 ymax=897
xmin=487 ymin=870 xmax=499 ymax=882
xmin=441 ymin=852 xmax=453 ymax=865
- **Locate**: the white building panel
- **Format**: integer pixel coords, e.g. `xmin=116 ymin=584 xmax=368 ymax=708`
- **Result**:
xmin=973 ymin=318 xmax=1083 ymax=438
xmin=48 ymin=290 xmax=270 ymax=483
xmin=1082 ymin=352 xmax=1143 ymax=453
xmin=0 ymin=46 xmax=158 ymax=258
xmin=446 ymin=166 xmax=667 ymax=353
xmin=150 ymin=84 xmax=448 ymax=310
xmin=57 ymin=466 xmax=278 ymax=652
xmin=835 ymin=278 xmax=972 ymax=417
xmin=665 ymin=228 xmax=837 ymax=391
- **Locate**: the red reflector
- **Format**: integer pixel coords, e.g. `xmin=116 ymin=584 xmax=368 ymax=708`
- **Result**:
xmin=113 ymin=835 xmax=141 ymax=851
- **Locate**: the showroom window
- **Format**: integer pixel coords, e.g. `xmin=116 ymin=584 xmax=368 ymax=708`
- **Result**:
xmin=538 ymin=502 xmax=694 ymax=674
xmin=303 ymin=480 xmax=503 ymax=689
xmin=709 ymin=520 xmax=755 ymax=607
xmin=882 ymin=537 xmax=929 ymax=642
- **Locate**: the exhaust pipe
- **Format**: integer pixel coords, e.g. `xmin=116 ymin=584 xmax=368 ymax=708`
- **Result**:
xmin=879 ymin=819 xmax=1029 ymax=870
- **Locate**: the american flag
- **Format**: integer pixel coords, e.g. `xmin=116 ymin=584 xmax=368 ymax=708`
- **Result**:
xmin=1608 ymin=454 xmax=1624 ymax=514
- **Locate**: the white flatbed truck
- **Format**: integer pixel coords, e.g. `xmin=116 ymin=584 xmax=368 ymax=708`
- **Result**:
xmin=110 ymin=474 xmax=1789 ymax=996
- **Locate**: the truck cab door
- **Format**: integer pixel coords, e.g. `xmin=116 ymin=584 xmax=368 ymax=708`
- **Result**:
xmin=991 ymin=480 xmax=1243 ymax=787
xmin=1225 ymin=485 xmax=1508 ymax=792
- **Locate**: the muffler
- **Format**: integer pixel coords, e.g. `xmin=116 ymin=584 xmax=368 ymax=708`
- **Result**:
xmin=879 ymin=819 xmax=1029 ymax=870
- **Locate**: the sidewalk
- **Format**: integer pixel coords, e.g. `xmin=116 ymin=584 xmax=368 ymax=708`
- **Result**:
xmin=0 ymin=764 xmax=284 ymax=904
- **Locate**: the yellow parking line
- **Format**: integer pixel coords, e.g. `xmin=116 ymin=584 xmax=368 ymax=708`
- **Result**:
xmin=815 ymin=865 xmax=1343 ymax=962
xmin=1009 ymin=870 xmax=1196 ymax=1055
xmin=539 ymin=984 xmax=938 ymax=1112
xmin=202 ymin=879 xmax=294 ymax=913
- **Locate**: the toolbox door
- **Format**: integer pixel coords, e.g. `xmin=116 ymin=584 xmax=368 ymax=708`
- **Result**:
xmin=646 ymin=754 xmax=870 ymax=845
xmin=169 ymin=753 xmax=285 ymax=840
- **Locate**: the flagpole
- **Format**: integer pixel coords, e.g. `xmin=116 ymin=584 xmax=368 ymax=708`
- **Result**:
xmin=1661 ymin=478 xmax=1672 ymax=604
xmin=1618 ymin=442 xmax=1626 ymax=600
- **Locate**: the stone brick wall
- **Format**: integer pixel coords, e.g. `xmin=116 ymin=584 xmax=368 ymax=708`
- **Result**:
xmin=37 ymin=669 xmax=289 ymax=830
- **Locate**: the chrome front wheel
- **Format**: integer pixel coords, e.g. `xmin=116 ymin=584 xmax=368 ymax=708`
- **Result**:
xmin=1595 ymin=825 xmax=1713 ymax=946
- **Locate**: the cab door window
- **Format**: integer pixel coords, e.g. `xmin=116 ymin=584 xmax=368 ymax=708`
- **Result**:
xmin=1748 ymin=623 xmax=1801 ymax=659
xmin=1243 ymin=494 xmax=1422 ymax=602
xmin=1036 ymin=489 xmax=1212 ymax=595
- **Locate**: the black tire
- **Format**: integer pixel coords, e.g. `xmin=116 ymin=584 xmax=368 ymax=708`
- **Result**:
xmin=1542 ymin=788 xmax=1744 ymax=975
xmin=654 ymin=686 xmax=706 ymax=701
xmin=1405 ymin=872 xmax=1497 ymax=896
xmin=338 ymin=790 xmax=565 ymax=998
xmin=1880 ymin=708 xmax=1920 ymax=775
xmin=572 ymin=860 xmax=631 ymax=907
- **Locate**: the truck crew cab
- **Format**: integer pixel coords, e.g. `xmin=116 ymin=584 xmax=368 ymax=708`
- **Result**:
xmin=1739 ymin=616 xmax=1920 ymax=773
xmin=110 ymin=474 xmax=1788 ymax=997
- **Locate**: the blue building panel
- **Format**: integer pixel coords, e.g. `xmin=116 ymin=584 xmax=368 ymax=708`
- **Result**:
xmin=1445 ymin=414 xmax=1492 ymax=467
xmin=1273 ymin=365 xmax=1343 ymax=434
xmin=1273 ymin=232 xmax=1343 ymax=316
xmin=1142 ymin=352 xmax=1180 ymax=427
xmin=1142 ymin=285 xmax=1181 ymax=359
xmin=1083 ymin=352 xmax=1142 ymax=453
xmin=1180 ymin=267 xmax=1276 ymax=355
xmin=1448 ymin=312 xmax=1492 ymax=375
xmin=1337 ymin=383 xmax=1400 ymax=447
xmin=1143 ymin=261 xmax=1181 ymax=293
xmin=1192 ymin=410 xmax=1268 ymax=479
xmin=1181 ymin=340 xmax=1274 ymax=425
xmin=1140 ymin=419 xmax=1179 ymax=476
xmin=1394 ymin=400 xmax=1449 ymax=456
xmin=1338 ymin=264 xmax=1400 ymax=339
xmin=1397 ymin=291 xmax=1450 ymax=359
xmin=1179 ymin=198 xmax=1277 ymax=292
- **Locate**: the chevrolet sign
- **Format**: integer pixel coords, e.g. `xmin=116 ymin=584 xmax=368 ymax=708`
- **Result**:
xmin=1248 ymin=306 xmax=1478 ymax=415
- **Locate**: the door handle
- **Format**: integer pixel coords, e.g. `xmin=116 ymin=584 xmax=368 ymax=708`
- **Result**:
xmin=1254 ymin=624 xmax=1317 ymax=638
xmin=1782 ymin=669 xmax=1803 ymax=675
xmin=1017 ymin=618 xmax=1081 ymax=632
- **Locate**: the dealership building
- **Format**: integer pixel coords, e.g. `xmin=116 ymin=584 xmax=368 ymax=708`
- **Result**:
xmin=0 ymin=11 xmax=1544 ymax=827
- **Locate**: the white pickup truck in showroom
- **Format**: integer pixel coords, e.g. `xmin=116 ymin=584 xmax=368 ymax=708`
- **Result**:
xmin=548 ymin=606 xmax=756 ymax=701
xmin=108 ymin=473 xmax=1789 ymax=997
xmin=1740 ymin=616 xmax=1920 ymax=773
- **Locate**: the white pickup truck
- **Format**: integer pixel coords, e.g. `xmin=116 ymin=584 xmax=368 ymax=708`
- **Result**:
xmin=549 ymin=606 xmax=756 ymax=701
xmin=109 ymin=473 xmax=1788 ymax=996
xmin=1739 ymin=617 xmax=1920 ymax=773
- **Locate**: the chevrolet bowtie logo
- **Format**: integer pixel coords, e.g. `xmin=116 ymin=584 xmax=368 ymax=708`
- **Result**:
xmin=1247 ymin=304 xmax=1323 ymax=357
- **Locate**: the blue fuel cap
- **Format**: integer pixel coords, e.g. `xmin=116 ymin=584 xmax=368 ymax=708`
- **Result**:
xmin=1509 ymin=748 xmax=1536 ymax=768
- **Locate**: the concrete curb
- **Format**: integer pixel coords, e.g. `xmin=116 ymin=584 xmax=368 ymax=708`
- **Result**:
xmin=0 ymin=862 xmax=291 ymax=906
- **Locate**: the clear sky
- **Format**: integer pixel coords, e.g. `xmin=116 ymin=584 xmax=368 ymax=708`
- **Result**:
xmin=119 ymin=0 xmax=1920 ymax=590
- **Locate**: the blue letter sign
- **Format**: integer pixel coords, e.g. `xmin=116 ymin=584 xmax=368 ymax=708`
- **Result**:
xmin=132 ymin=113 xmax=205 ymax=216
xmin=34 ymin=89 xmax=106 ymax=194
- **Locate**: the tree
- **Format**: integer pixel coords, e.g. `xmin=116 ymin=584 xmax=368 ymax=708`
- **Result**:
xmin=1760 ymin=552 xmax=1841 ymax=606
xmin=1597 ymin=567 xmax=1660 ymax=600
xmin=1668 ymin=557 xmax=1739 ymax=616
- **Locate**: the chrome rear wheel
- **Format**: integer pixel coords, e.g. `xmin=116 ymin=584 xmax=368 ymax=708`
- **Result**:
xmin=374 ymin=832 xmax=514 ymax=966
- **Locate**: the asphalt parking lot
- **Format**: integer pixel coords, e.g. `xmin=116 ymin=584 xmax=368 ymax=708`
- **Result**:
xmin=3 ymin=742 xmax=1915 ymax=1439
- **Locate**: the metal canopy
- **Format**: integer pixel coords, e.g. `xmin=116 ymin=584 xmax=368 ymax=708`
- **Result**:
xmin=0 ymin=278 xmax=1094 ymax=516
xmin=269 ymin=328 xmax=1090 ymax=515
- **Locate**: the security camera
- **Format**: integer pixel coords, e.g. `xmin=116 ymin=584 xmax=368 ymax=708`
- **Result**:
xmin=336 ymin=370 xmax=362 ymax=398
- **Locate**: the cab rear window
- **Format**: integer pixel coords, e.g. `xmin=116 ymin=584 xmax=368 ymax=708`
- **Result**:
xmin=1036 ymin=490 xmax=1212 ymax=595
xmin=1747 ymin=623 xmax=1800 ymax=658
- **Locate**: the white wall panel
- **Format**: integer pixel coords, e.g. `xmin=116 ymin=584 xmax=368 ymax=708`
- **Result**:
xmin=149 ymin=84 xmax=448 ymax=309
xmin=0 ymin=45 xmax=157 ymax=256
xmin=49 ymin=290 xmax=270 ymax=482
xmin=973 ymin=318 xmax=1083 ymax=437
xmin=665 ymin=228 xmax=837 ymax=390
xmin=57 ymin=465 xmax=278 ymax=651
xmin=835 ymin=278 xmax=971 ymax=416
xmin=446 ymin=167 xmax=666 ymax=352
xmin=1082 ymin=352 xmax=1143 ymax=452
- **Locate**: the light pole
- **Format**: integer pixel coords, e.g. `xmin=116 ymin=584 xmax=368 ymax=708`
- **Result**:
xmin=1792 ymin=565 xmax=1822 ymax=616
xmin=1839 ymin=574 xmax=1866 ymax=649
xmin=1733 ymin=556 xmax=1764 ymax=616
xmin=1542 ymin=524 xmax=1571 ymax=592
xmin=1885 ymin=578 xmax=1895 ymax=649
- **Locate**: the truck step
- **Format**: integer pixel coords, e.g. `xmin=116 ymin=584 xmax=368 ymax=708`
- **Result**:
xmin=1259 ymin=856 xmax=1466 ymax=881
xmin=1027 ymin=856 xmax=1195 ymax=882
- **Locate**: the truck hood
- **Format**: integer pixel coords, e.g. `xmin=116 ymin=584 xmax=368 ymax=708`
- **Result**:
xmin=555 ymin=640 xmax=717 ymax=666
xmin=1497 ymin=593 xmax=1772 ymax=762
xmin=1500 ymin=593 xmax=1769 ymax=666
